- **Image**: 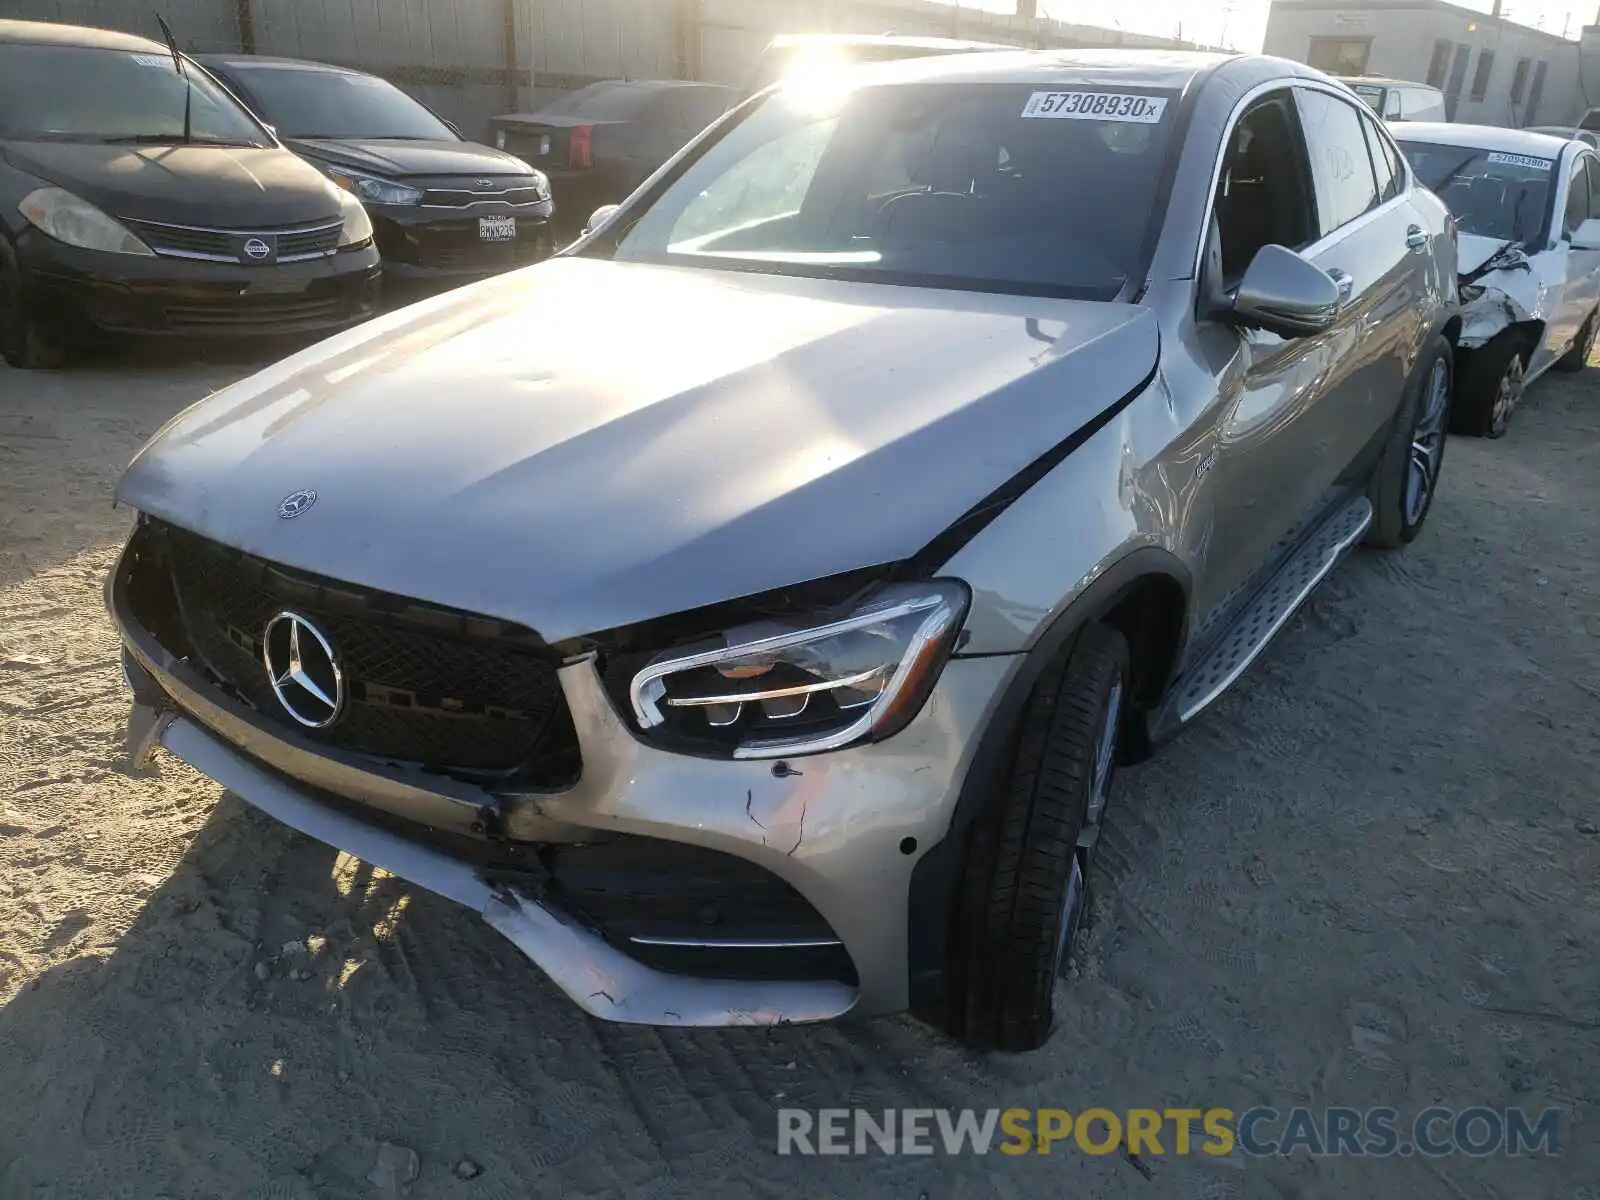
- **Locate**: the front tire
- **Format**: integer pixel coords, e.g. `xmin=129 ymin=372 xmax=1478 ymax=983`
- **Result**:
xmin=0 ymin=244 xmax=65 ymax=370
xmin=1453 ymin=331 xmax=1525 ymax=439
xmin=1554 ymin=307 xmax=1597 ymax=373
xmin=1367 ymin=335 xmax=1451 ymax=549
xmin=947 ymin=623 xmax=1129 ymax=1052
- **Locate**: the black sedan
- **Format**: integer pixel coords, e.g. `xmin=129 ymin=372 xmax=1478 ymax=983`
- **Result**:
xmin=200 ymin=56 xmax=556 ymax=286
xmin=490 ymin=80 xmax=733 ymax=239
xmin=0 ymin=20 xmax=380 ymax=369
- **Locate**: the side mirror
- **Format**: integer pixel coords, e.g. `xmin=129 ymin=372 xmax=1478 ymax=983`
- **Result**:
xmin=583 ymin=204 xmax=621 ymax=237
xmin=1226 ymin=244 xmax=1341 ymax=338
xmin=1572 ymin=217 xmax=1600 ymax=252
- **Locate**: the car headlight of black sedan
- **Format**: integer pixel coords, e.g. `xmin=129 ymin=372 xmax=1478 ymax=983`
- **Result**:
xmin=18 ymin=187 xmax=155 ymax=256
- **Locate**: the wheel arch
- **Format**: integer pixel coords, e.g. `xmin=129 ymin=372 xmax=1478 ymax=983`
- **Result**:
xmin=906 ymin=547 xmax=1191 ymax=1020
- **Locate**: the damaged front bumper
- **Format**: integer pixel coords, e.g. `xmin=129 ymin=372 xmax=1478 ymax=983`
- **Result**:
xmin=108 ymin=538 xmax=1017 ymax=1026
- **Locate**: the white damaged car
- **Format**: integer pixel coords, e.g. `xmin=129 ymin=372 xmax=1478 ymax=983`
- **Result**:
xmin=1397 ymin=123 xmax=1600 ymax=437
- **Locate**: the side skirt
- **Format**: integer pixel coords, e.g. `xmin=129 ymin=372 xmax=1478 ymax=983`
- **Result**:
xmin=1148 ymin=494 xmax=1373 ymax=740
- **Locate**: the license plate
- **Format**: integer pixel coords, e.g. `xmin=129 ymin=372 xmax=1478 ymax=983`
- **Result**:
xmin=479 ymin=216 xmax=516 ymax=242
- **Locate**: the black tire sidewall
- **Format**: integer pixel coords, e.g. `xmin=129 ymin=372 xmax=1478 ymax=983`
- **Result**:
xmin=1555 ymin=307 xmax=1597 ymax=372
xmin=0 ymin=240 xmax=62 ymax=370
xmin=948 ymin=623 xmax=1130 ymax=1052
xmin=1454 ymin=332 xmax=1523 ymax=439
xmin=0 ymin=245 xmax=28 ymax=367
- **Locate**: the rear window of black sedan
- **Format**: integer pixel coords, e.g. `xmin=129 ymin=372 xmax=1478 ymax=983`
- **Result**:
xmin=0 ymin=42 xmax=270 ymax=146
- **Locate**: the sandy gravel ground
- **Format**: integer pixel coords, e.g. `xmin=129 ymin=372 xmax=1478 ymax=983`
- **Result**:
xmin=1 ymin=343 xmax=1598 ymax=1200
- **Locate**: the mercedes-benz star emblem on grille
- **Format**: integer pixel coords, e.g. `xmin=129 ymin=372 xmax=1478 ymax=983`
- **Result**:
xmin=261 ymin=612 xmax=344 ymax=728
xmin=277 ymin=488 xmax=317 ymax=519
xmin=243 ymin=237 xmax=272 ymax=261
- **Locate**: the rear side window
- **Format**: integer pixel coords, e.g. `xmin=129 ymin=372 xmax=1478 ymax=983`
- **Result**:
xmin=1587 ymin=156 xmax=1600 ymax=219
xmin=536 ymin=83 xmax=653 ymax=121
xmin=1565 ymin=156 xmax=1592 ymax=235
xmin=1296 ymin=88 xmax=1381 ymax=235
xmin=1361 ymin=116 xmax=1400 ymax=202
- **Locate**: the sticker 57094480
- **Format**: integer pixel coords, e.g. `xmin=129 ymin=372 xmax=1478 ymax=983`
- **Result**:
xmin=1485 ymin=151 xmax=1554 ymax=171
xmin=1022 ymin=91 xmax=1169 ymax=123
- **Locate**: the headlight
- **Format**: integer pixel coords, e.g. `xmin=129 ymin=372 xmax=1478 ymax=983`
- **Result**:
xmin=335 ymin=189 xmax=374 ymax=248
xmin=628 ymin=581 xmax=969 ymax=759
xmin=18 ymin=187 xmax=153 ymax=256
xmin=326 ymin=166 xmax=423 ymax=207
xmin=530 ymin=168 xmax=551 ymax=200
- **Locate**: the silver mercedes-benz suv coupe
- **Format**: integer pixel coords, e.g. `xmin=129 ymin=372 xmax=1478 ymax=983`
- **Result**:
xmin=109 ymin=50 xmax=1460 ymax=1050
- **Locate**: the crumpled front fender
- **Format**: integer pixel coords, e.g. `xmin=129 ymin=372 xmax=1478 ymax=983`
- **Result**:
xmin=1460 ymin=284 xmax=1538 ymax=349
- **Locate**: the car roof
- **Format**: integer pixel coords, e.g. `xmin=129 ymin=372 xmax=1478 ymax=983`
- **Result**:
xmin=0 ymin=18 xmax=168 ymax=53
xmin=764 ymin=33 xmax=1017 ymax=53
xmin=197 ymin=54 xmax=373 ymax=77
xmin=1393 ymin=121 xmax=1577 ymax=155
xmin=1337 ymin=75 xmax=1439 ymax=89
xmin=766 ymin=46 xmax=1236 ymax=90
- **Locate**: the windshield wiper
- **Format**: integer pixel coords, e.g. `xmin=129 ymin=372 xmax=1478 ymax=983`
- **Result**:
xmin=155 ymin=14 xmax=193 ymax=145
xmin=98 ymin=133 xmax=188 ymax=144
xmin=97 ymin=133 xmax=260 ymax=147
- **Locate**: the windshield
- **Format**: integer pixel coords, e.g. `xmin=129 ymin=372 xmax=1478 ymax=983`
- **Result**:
xmin=0 ymin=43 xmax=269 ymax=145
xmin=1399 ymin=140 xmax=1554 ymax=243
xmin=223 ymin=65 xmax=456 ymax=140
xmin=606 ymin=81 xmax=1179 ymax=300
xmin=1350 ymin=84 xmax=1385 ymax=113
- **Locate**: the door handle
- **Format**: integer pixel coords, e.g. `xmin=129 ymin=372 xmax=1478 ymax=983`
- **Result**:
xmin=1327 ymin=268 xmax=1355 ymax=307
xmin=1405 ymin=225 xmax=1430 ymax=252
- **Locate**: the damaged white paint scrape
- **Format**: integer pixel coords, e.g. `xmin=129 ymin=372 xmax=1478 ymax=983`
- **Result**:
xmin=1457 ymin=231 xmax=1561 ymax=349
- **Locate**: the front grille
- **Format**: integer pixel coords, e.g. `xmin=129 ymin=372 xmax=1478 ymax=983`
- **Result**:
xmin=124 ymin=217 xmax=342 ymax=264
xmin=161 ymin=293 xmax=346 ymax=331
xmin=420 ymin=178 xmax=549 ymax=208
xmin=143 ymin=521 xmax=578 ymax=779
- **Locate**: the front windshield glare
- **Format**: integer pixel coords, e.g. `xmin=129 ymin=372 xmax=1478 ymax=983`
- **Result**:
xmin=610 ymin=81 xmax=1179 ymax=299
xmin=0 ymin=44 xmax=269 ymax=145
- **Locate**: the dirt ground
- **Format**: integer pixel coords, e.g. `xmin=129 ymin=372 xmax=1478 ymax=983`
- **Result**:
xmin=1 ymin=341 xmax=1598 ymax=1200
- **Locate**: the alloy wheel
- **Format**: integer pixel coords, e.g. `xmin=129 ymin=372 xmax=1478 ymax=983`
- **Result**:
xmin=1404 ymin=358 xmax=1450 ymax=526
xmin=1052 ymin=677 xmax=1122 ymax=977
xmin=1490 ymin=354 xmax=1524 ymax=437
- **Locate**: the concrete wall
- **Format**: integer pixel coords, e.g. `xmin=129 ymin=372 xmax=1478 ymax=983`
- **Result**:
xmin=11 ymin=0 xmax=1212 ymax=140
xmin=1264 ymin=0 xmax=1583 ymax=126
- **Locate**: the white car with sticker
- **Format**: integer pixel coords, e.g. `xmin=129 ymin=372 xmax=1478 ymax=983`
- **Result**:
xmin=1397 ymin=122 xmax=1600 ymax=437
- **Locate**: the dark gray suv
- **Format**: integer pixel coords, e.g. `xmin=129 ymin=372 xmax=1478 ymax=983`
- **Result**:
xmin=109 ymin=50 xmax=1459 ymax=1050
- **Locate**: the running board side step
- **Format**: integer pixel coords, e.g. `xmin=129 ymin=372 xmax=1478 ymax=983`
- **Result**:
xmin=1152 ymin=496 xmax=1372 ymax=737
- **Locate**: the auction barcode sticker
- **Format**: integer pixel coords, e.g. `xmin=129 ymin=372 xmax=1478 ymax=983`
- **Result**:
xmin=130 ymin=53 xmax=175 ymax=68
xmin=1022 ymin=91 xmax=1169 ymax=123
xmin=1486 ymin=151 xmax=1554 ymax=170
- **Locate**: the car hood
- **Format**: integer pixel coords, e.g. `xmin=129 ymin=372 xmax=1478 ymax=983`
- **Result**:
xmin=117 ymin=257 xmax=1159 ymax=642
xmin=2 ymin=141 xmax=340 ymax=226
xmin=290 ymin=137 xmax=532 ymax=178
